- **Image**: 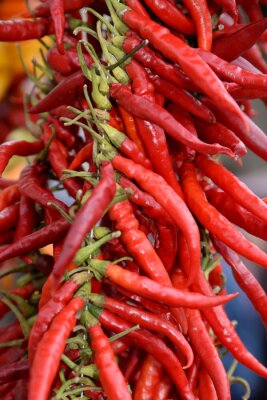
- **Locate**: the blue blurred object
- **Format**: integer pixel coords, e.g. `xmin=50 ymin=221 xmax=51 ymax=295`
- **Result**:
xmin=223 ymin=261 xmax=267 ymax=399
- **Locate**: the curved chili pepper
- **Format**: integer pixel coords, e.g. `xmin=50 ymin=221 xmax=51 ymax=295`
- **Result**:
xmin=194 ymin=119 xmax=247 ymax=158
xmin=42 ymin=124 xmax=81 ymax=198
xmin=69 ymin=141 xmax=94 ymax=170
xmin=13 ymin=196 xmax=36 ymax=242
xmin=147 ymin=72 xmax=215 ymax=122
xmin=133 ymin=355 xmax=163 ymax=400
xmin=29 ymin=296 xmax=85 ymax=400
xmin=119 ymin=176 xmax=177 ymax=272
xmin=48 ymin=162 xmax=116 ymax=294
xmin=202 ymin=97 xmax=267 ymax=161
xmin=0 ymin=360 xmax=28 ymax=384
xmin=83 ymin=313 xmax=132 ymax=400
xmin=171 ymin=261 xmax=230 ymax=400
xmin=89 ymin=293 xmax=193 ymax=367
xmin=182 ymin=0 xmax=212 ymax=50
xmin=122 ymin=34 xmax=196 ymax=91
xmin=50 ymin=0 xmax=65 ymax=54
xmin=125 ymin=0 xmax=150 ymax=16
xmin=46 ymin=116 xmax=75 ymax=148
xmin=28 ymin=276 xmax=85 ymax=365
xmin=0 ymin=203 xmax=19 ymax=233
xmin=0 ymin=185 xmax=20 ymax=211
xmin=118 ymin=106 xmax=145 ymax=152
xmin=192 ymin=269 xmax=267 ymax=378
xmin=198 ymin=49 xmax=267 ymax=90
xmin=0 ymin=140 xmax=43 ymax=177
xmin=198 ymin=367 xmax=217 ymax=400
xmin=29 ymin=71 xmax=86 ymax=114
xmin=110 ymin=84 xmax=235 ymax=157
xmin=101 ymin=123 xmax=152 ymax=169
xmin=142 ymin=0 xmax=195 ymax=35
xmin=91 ymin=260 xmax=237 ymax=308
xmin=0 ymin=19 xmax=53 ymax=41
xmin=0 ymin=219 xmax=70 ymax=264
xmin=214 ymin=0 xmax=238 ymax=21
xmin=19 ymin=164 xmax=68 ymax=212
xmin=109 ymin=199 xmax=170 ymax=283
xmin=211 ymin=237 xmax=267 ymax=327
xmin=180 ymin=162 xmax=267 ymax=268
xmin=119 ymin=8 xmax=247 ymax=131
xmin=195 ymin=154 xmax=267 ymax=224
xmin=212 ymin=18 xmax=267 ymax=61
xmin=90 ymin=307 xmax=195 ymax=400
xmin=112 ymin=155 xmax=200 ymax=285
xmin=206 ymin=187 xmax=267 ymax=241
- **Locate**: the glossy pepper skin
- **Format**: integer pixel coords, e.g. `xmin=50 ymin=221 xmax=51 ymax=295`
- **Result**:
xmin=87 ymin=318 xmax=132 ymax=400
xmin=29 ymin=297 xmax=85 ymax=400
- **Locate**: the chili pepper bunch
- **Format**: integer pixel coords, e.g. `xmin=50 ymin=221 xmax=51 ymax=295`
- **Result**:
xmin=0 ymin=0 xmax=267 ymax=399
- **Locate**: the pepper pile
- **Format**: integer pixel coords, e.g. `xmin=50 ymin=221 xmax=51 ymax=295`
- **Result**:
xmin=0 ymin=0 xmax=267 ymax=399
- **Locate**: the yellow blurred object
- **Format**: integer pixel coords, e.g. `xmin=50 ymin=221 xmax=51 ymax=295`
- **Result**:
xmin=0 ymin=40 xmax=44 ymax=100
xmin=0 ymin=0 xmax=47 ymax=100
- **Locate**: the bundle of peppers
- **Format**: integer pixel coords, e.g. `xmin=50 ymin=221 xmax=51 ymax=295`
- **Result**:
xmin=0 ymin=0 xmax=267 ymax=399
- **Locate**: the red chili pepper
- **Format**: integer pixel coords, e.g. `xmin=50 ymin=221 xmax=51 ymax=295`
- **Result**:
xmin=47 ymin=162 xmax=116 ymax=294
xmin=0 ymin=185 xmax=20 ymax=211
xmin=19 ymin=164 xmax=68 ymax=212
xmin=212 ymin=237 xmax=267 ymax=327
xmin=101 ymin=123 xmax=152 ymax=169
xmin=42 ymin=124 xmax=81 ymax=198
xmin=24 ymin=0 xmax=93 ymax=17
xmin=192 ymin=269 xmax=267 ymax=378
xmin=194 ymin=119 xmax=247 ymax=159
xmin=69 ymin=141 xmax=94 ymax=170
xmin=142 ymin=0 xmax=195 ymax=35
xmin=111 ymin=337 xmax=132 ymax=355
xmin=125 ymin=0 xmax=150 ymax=17
xmin=83 ymin=312 xmax=132 ymax=400
xmin=180 ymin=162 xmax=267 ymax=268
xmin=122 ymin=33 xmax=197 ymax=92
xmin=171 ymin=264 xmax=230 ymax=400
xmin=112 ymin=155 xmax=200 ymax=285
xmin=0 ymin=360 xmax=28 ymax=385
xmin=50 ymin=0 xmax=65 ymax=54
xmin=124 ymin=347 xmax=143 ymax=382
xmin=90 ymin=306 xmax=195 ymax=400
xmin=152 ymin=374 xmax=173 ymax=400
xmin=118 ymin=106 xmax=145 ymax=153
xmin=29 ymin=71 xmax=86 ymax=114
xmin=214 ymin=0 xmax=238 ymax=21
xmin=89 ymin=293 xmax=193 ymax=367
xmin=0 ymin=19 xmax=53 ymax=41
xmin=206 ymin=187 xmax=267 ymax=241
xmin=120 ymin=8 xmax=247 ymax=131
xmin=0 ymin=203 xmax=19 ymax=234
xmin=198 ymin=367 xmax=217 ymax=400
xmin=202 ymin=97 xmax=267 ymax=161
xmin=14 ymin=196 xmax=36 ymax=242
xmin=147 ymin=71 xmax=215 ymax=122
xmin=212 ymin=18 xmax=267 ymax=61
xmin=0 ymin=321 xmax=23 ymax=350
xmin=0 ymin=140 xmax=43 ymax=177
xmin=0 ymin=219 xmax=70 ymax=264
xmin=110 ymin=84 xmax=235 ymax=157
xmin=91 ymin=260 xmax=237 ymax=308
xmin=243 ymin=44 xmax=267 ymax=74
xmin=133 ymin=354 xmax=163 ymax=400
xmin=119 ymin=176 xmax=177 ymax=271
xmin=197 ymin=49 xmax=267 ymax=90
xmin=196 ymin=154 xmax=267 ymax=225
xmin=29 ymin=296 xmax=85 ymax=400
xmin=183 ymin=0 xmax=212 ymax=50
xmin=46 ymin=116 xmax=75 ymax=148
xmin=29 ymin=275 xmax=85 ymax=365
